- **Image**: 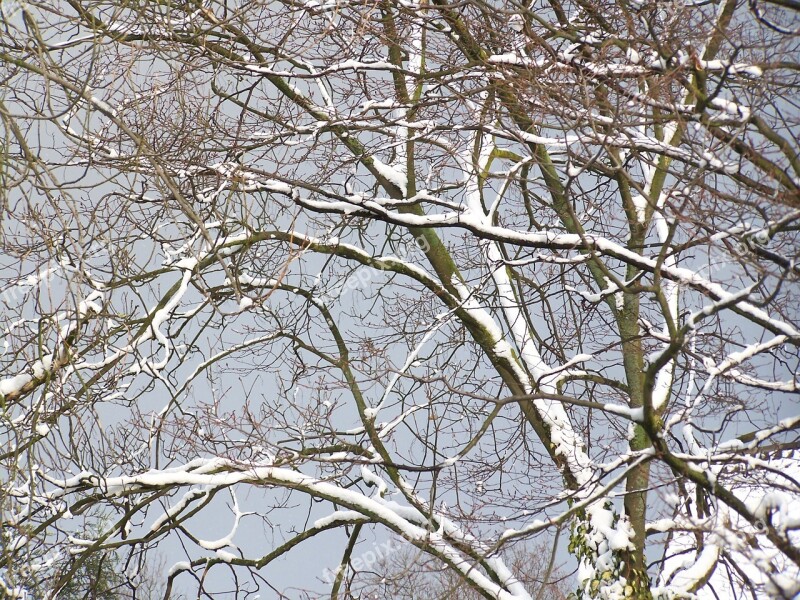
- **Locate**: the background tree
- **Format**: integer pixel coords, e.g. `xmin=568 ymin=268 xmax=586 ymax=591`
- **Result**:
xmin=357 ymin=540 xmax=570 ymax=599
xmin=1 ymin=513 xmax=171 ymax=599
xmin=0 ymin=0 xmax=799 ymax=598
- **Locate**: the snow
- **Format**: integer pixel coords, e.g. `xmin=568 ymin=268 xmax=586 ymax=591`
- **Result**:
xmin=750 ymin=491 xmax=799 ymax=532
xmin=487 ymin=54 xmax=543 ymax=68
xmin=262 ymin=180 xmax=292 ymax=194
xmin=169 ymin=561 xmax=191 ymax=575
xmin=697 ymin=60 xmax=764 ymax=78
xmin=360 ymin=98 xmax=402 ymax=111
xmin=78 ymin=291 xmax=105 ymax=317
xmin=32 ymin=356 xmax=53 ymax=379
xmin=324 ymin=59 xmax=396 ymax=73
xmin=603 ymin=405 xmax=643 ymax=422
xmin=149 ymin=488 xmax=209 ymax=533
xmin=0 ymin=373 xmax=32 ymax=397
xmin=516 ymin=130 xmax=578 ymax=147
xmin=360 ymin=466 xmax=388 ymax=497
xmin=215 ymin=549 xmax=237 ymax=562
xmin=675 ymin=543 xmax=721 ymax=592
xmin=35 ymin=423 xmax=50 ymax=436
xmin=737 ymin=65 xmax=763 ymax=78
xmin=90 ymin=95 xmax=115 ymax=116
xmin=567 ymin=162 xmax=583 ymax=177
xmin=566 ymin=278 xmax=622 ymax=310
xmin=235 ymin=272 xmax=275 ymax=287
xmin=586 ymin=503 xmax=633 ymax=552
xmin=710 ymin=97 xmax=750 ymax=120
xmin=372 ymin=158 xmax=408 ymax=195
xmin=148 ymin=268 xmax=193 ymax=370
xmin=631 ymin=193 xmax=648 ymax=222
xmin=174 ymin=257 xmax=198 ymax=270
xmin=313 ymin=510 xmax=368 ymax=529
xmin=766 ymin=575 xmax=800 ymax=599
xmin=7 ymin=536 xmax=28 ymax=552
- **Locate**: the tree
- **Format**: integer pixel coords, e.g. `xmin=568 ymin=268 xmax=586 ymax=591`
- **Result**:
xmin=0 ymin=0 xmax=798 ymax=598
